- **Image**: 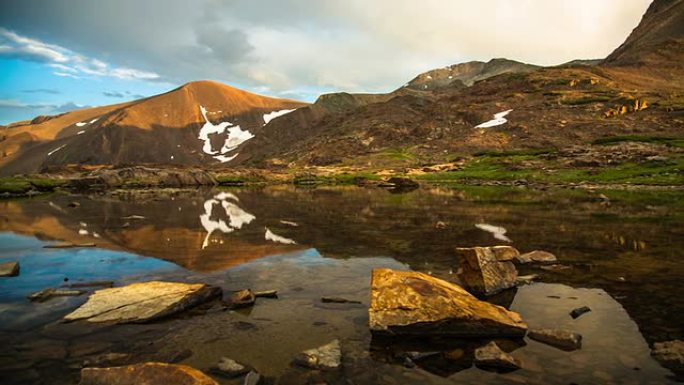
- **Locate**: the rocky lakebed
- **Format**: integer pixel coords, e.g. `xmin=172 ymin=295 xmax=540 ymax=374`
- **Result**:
xmin=0 ymin=185 xmax=682 ymax=384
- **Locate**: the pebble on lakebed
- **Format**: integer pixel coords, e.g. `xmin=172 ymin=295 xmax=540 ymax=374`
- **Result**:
xmin=528 ymin=329 xmax=582 ymax=351
xmin=293 ymin=339 xmax=342 ymax=370
xmin=0 ymin=261 xmax=20 ymax=277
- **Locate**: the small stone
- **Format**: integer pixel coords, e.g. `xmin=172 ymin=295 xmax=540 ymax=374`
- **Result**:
xmin=570 ymin=306 xmax=591 ymax=319
xmin=435 ymin=221 xmax=447 ymax=229
xmin=68 ymin=201 xmax=81 ymax=208
xmin=243 ymin=371 xmax=261 ymax=385
xmin=226 ymin=289 xmax=256 ymax=309
xmin=651 ymin=340 xmax=684 ymax=373
xmin=215 ymin=357 xmax=249 ymax=378
xmin=515 ymin=274 xmax=539 ymax=286
xmin=0 ymin=261 xmax=20 ymax=277
xmin=516 ymin=250 xmax=557 ymax=264
xmin=254 ymin=290 xmax=278 ymax=298
xmin=540 ymin=264 xmax=572 ymax=272
xmin=474 ymin=341 xmax=521 ymax=372
xmin=28 ymin=288 xmax=85 ymax=302
xmin=528 ymin=329 xmax=582 ymax=351
xmin=321 ymin=296 xmax=362 ymax=304
xmin=293 ymin=339 xmax=341 ymax=370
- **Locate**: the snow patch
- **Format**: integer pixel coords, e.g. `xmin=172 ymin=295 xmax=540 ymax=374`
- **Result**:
xmin=263 ymin=109 xmax=295 ymax=125
xmin=78 ymin=229 xmax=89 ymax=236
xmin=475 ymin=109 xmax=513 ymax=128
xmin=89 ymin=117 xmax=99 ymax=124
xmin=75 ymin=122 xmax=87 ymax=127
xmin=280 ymin=220 xmax=299 ymax=227
xmin=197 ymin=105 xmax=254 ymax=163
xmin=77 ymin=130 xmax=85 ymax=135
xmin=475 ymin=223 xmax=512 ymax=243
xmin=47 ymin=144 xmax=66 ymax=157
xmin=265 ymin=227 xmax=296 ymax=244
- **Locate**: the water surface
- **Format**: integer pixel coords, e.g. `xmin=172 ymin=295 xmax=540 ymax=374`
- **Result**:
xmin=0 ymin=185 xmax=682 ymax=384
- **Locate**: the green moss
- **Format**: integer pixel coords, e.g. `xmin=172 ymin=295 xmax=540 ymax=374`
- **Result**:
xmin=377 ymin=147 xmax=418 ymax=161
xmin=473 ymin=149 xmax=554 ymax=157
xmin=294 ymin=172 xmax=381 ymax=186
xmin=591 ymin=135 xmax=684 ymax=148
xmin=0 ymin=176 xmax=65 ymax=195
xmin=416 ymin=154 xmax=684 ymax=186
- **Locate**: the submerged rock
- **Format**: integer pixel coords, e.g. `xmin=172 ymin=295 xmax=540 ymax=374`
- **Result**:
xmin=44 ymin=242 xmax=96 ymax=249
xmin=28 ymin=288 xmax=85 ymax=302
xmin=243 ymin=371 xmax=262 ymax=385
xmin=79 ymin=362 xmax=218 ymax=385
xmin=516 ymin=250 xmax=557 ymax=264
xmin=321 ymin=296 xmax=362 ymax=304
xmin=651 ymin=340 xmax=684 ymax=373
xmin=456 ymin=246 xmax=519 ymax=296
xmin=0 ymin=261 xmax=20 ymax=277
xmin=254 ymin=290 xmax=278 ymax=298
xmin=570 ymin=306 xmax=591 ymax=319
xmin=369 ymin=269 xmax=527 ymax=337
xmin=225 ymin=289 xmax=256 ymax=309
xmin=214 ymin=357 xmax=250 ymax=378
xmin=293 ymin=339 xmax=342 ymax=370
xmin=66 ymin=281 xmax=114 ymax=289
xmin=64 ymin=281 xmax=220 ymax=323
xmin=515 ymin=274 xmax=539 ymax=286
xmin=528 ymin=329 xmax=582 ymax=351
xmin=474 ymin=341 xmax=521 ymax=371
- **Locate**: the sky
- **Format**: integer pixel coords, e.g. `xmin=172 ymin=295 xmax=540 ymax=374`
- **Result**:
xmin=0 ymin=0 xmax=652 ymax=125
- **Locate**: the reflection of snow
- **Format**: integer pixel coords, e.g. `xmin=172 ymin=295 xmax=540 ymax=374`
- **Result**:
xmin=200 ymin=192 xmax=255 ymax=249
xmin=263 ymin=109 xmax=295 ymax=125
xmin=197 ymin=105 xmax=254 ymax=163
xmin=265 ymin=227 xmax=296 ymax=244
xmin=280 ymin=220 xmax=299 ymax=227
xmin=475 ymin=223 xmax=512 ymax=242
xmin=475 ymin=109 xmax=513 ymax=128
xmin=77 ymin=130 xmax=85 ymax=135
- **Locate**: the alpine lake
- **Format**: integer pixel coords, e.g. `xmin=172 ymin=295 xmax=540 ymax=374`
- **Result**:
xmin=0 ymin=184 xmax=682 ymax=385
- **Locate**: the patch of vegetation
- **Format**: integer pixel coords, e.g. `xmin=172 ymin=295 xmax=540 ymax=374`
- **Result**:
xmin=415 ymin=154 xmax=684 ymax=186
xmin=293 ymin=172 xmax=381 ymax=186
xmin=591 ymin=135 xmax=684 ymax=148
xmin=214 ymin=175 xmax=265 ymax=186
xmin=378 ymin=147 xmax=418 ymax=161
xmin=0 ymin=176 xmax=65 ymax=195
xmin=473 ymin=148 xmax=555 ymax=157
xmin=561 ymin=95 xmax=612 ymax=105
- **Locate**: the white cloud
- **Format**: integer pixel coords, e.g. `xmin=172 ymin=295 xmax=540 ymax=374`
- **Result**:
xmin=0 ymin=27 xmax=160 ymax=81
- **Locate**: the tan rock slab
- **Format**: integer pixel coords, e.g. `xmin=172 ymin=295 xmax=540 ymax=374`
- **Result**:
xmin=369 ymin=269 xmax=527 ymax=337
xmin=64 ymin=281 xmax=220 ymax=323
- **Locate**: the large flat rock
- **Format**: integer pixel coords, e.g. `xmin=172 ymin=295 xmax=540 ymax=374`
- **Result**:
xmin=64 ymin=281 xmax=220 ymax=323
xmin=79 ymin=362 xmax=218 ymax=385
xmin=0 ymin=261 xmax=20 ymax=277
xmin=369 ymin=269 xmax=527 ymax=337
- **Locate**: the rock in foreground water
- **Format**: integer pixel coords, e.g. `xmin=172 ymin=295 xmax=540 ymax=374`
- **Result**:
xmin=64 ymin=281 xmax=220 ymax=323
xmin=528 ymin=329 xmax=582 ymax=351
xmin=214 ymin=357 xmax=250 ymax=377
xmin=474 ymin=341 xmax=521 ymax=371
xmin=79 ymin=362 xmax=218 ymax=385
xmin=0 ymin=261 xmax=20 ymax=277
xmin=516 ymin=250 xmax=557 ymax=264
xmin=293 ymin=339 xmax=342 ymax=370
xmin=651 ymin=340 xmax=684 ymax=373
xmin=456 ymin=246 xmax=519 ymax=296
xmin=369 ymin=269 xmax=527 ymax=337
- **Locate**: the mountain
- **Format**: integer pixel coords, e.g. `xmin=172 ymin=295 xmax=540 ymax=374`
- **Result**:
xmin=604 ymin=0 xmax=684 ymax=67
xmin=403 ymin=58 xmax=540 ymax=91
xmin=234 ymin=0 xmax=684 ymax=168
xmin=0 ymin=81 xmax=306 ymax=175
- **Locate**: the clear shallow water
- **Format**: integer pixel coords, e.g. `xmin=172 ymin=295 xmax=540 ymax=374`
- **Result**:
xmin=0 ymin=186 xmax=682 ymax=384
